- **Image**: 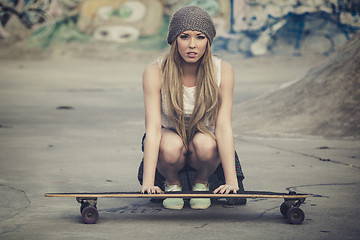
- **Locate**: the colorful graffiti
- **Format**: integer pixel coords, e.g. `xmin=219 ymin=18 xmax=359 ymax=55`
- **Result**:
xmin=0 ymin=0 xmax=55 ymax=39
xmin=213 ymin=0 xmax=360 ymax=56
xmin=0 ymin=0 xmax=359 ymax=56
xmin=76 ymin=0 xmax=163 ymax=44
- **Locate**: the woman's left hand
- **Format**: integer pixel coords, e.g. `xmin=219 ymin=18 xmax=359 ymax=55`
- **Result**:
xmin=213 ymin=183 xmax=239 ymax=194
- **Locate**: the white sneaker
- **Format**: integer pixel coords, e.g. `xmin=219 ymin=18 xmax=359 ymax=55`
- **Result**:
xmin=163 ymin=185 xmax=184 ymax=210
xmin=190 ymin=183 xmax=211 ymax=210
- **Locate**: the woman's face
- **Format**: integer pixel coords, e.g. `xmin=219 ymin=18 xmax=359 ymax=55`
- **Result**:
xmin=176 ymin=30 xmax=208 ymax=64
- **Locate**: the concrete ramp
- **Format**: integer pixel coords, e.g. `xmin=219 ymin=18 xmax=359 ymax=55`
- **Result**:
xmin=233 ymin=33 xmax=360 ymax=139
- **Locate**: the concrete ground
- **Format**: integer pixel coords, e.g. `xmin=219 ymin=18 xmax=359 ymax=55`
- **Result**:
xmin=0 ymin=55 xmax=359 ymax=240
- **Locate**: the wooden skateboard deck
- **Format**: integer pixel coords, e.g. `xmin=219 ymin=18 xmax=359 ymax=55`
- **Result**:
xmin=45 ymin=191 xmax=309 ymax=224
xmin=45 ymin=191 xmax=308 ymax=199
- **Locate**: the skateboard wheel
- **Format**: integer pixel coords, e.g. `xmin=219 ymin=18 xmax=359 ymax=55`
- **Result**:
xmin=81 ymin=206 xmax=99 ymax=224
xmin=287 ymin=207 xmax=305 ymax=224
xmin=80 ymin=202 xmax=90 ymax=213
xmin=280 ymin=202 xmax=290 ymax=217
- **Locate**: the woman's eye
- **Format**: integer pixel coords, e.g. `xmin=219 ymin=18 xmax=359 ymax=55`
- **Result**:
xmin=180 ymin=35 xmax=189 ymax=39
xmin=197 ymin=35 xmax=206 ymax=39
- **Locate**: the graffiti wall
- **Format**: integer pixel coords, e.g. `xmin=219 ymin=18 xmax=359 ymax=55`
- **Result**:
xmin=215 ymin=0 xmax=360 ymax=56
xmin=0 ymin=0 xmax=359 ymax=56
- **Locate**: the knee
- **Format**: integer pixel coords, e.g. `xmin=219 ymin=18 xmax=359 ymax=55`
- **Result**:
xmin=159 ymin=135 xmax=185 ymax=165
xmin=191 ymin=133 xmax=218 ymax=161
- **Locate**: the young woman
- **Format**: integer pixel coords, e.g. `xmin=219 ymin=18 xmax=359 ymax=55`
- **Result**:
xmin=138 ymin=6 xmax=245 ymax=210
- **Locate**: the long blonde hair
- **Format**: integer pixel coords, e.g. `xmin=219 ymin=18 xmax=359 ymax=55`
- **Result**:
xmin=161 ymin=40 xmax=221 ymax=147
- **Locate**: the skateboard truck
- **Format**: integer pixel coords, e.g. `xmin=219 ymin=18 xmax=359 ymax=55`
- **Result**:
xmin=279 ymin=191 xmax=306 ymax=224
xmin=285 ymin=191 xmax=306 ymax=207
xmin=76 ymin=197 xmax=97 ymax=207
xmin=76 ymin=197 xmax=98 ymax=224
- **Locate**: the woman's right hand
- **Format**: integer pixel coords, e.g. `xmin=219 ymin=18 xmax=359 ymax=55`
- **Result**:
xmin=141 ymin=185 xmax=163 ymax=194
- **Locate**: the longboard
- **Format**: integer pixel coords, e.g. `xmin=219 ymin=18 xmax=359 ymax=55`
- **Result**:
xmin=45 ymin=191 xmax=309 ymax=224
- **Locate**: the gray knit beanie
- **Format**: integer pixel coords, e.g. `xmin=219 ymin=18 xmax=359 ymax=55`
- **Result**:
xmin=167 ymin=6 xmax=216 ymax=45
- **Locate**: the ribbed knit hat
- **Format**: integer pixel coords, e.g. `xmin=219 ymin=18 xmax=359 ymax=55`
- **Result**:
xmin=167 ymin=6 xmax=216 ymax=45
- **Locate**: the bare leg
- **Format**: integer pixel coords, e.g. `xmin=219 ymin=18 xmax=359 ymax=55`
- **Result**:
xmin=188 ymin=132 xmax=221 ymax=186
xmin=157 ymin=129 xmax=187 ymax=186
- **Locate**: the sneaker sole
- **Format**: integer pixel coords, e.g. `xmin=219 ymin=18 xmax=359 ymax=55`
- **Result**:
xmin=164 ymin=205 xmax=184 ymax=210
xmin=190 ymin=205 xmax=210 ymax=210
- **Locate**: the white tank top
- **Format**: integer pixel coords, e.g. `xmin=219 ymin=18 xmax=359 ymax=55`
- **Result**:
xmin=160 ymin=56 xmax=221 ymax=132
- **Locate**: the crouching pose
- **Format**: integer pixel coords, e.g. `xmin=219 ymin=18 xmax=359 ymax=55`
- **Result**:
xmin=138 ymin=6 xmax=245 ymax=210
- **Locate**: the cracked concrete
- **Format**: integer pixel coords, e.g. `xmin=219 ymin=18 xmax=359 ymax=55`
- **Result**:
xmin=0 ymin=55 xmax=359 ymax=240
xmin=0 ymin=185 xmax=30 ymax=222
